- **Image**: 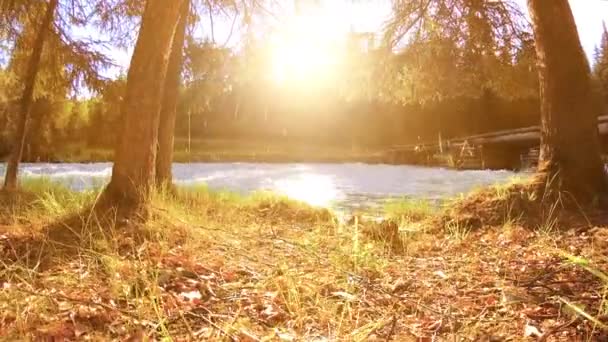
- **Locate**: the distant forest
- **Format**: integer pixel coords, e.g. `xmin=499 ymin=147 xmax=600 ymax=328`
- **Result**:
xmin=1 ymin=10 xmax=607 ymax=162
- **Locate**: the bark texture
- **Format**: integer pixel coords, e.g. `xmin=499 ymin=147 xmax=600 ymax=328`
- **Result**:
xmin=3 ymin=0 xmax=57 ymax=190
xmin=527 ymin=0 xmax=608 ymax=201
xmin=104 ymin=0 xmax=184 ymax=206
xmin=156 ymin=0 xmax=189 ymax=187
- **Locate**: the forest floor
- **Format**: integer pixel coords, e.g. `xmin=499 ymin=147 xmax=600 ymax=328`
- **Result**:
xmin=0 ymin=179 xmax=607 ymax=341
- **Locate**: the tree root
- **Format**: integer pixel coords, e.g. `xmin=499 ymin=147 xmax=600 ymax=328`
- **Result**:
xmin=440 ymin=178 xmax=608 ymax=231
xmin=43 ymin=185 xmax=152 ymax=246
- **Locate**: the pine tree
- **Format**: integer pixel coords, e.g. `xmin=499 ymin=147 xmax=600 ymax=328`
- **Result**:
xmin=2 ymin=0 xmax=112 ymax=190
xmin=156 ymin=0 xmax=190 ymax=188
xmin=3 ymin=0 xmax=58 ymax=190
xmin=594 ymin=22 xmax=608 ymax=106
xmin=527 ymin=0 xmax=608 ymax=200
xmin=103 ymin=0 xmax=185 ymax=208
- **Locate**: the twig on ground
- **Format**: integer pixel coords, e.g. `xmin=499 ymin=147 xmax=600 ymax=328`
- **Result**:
xmin=538 ymin=317 xmax=579 ymax=342
xmin=386 ymin=315 xmax=397 ymax=341
xmin=183 ymin=310 xmax=239 ymax=341
xmin=12 ymin=286 xmax=141 ymax=319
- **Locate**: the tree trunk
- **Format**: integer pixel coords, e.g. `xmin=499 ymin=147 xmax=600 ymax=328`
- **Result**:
xmin=3 ymin=0 xmax=57 ymax=191
xmin=156 ymin=0 xmax=189 ymax=188
xmin=104 ymin=0 xmax=184 ymax=206
xmin=527 ymin=0 xmax=608 ymax=201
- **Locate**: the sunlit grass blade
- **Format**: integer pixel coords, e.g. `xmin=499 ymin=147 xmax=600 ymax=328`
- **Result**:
xmin=558 ymin=297 xmax=608 ymax=330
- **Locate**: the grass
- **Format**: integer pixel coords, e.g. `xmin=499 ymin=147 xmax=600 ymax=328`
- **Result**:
xmin=0 ymin=177 xmax=607 ymax=340
xmin=383 ymin=198 xmax=438 ymax=223
xmin=553 ymin=253 xmax=608 ymax=335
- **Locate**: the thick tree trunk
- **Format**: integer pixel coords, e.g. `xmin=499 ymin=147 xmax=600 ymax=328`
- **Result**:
xmin=156 ymin=0 xmax=189 ymax=188
xmin=104 ymin=0 xmax=184 ymax=206
xmin=527 ymin=0 xmax=608 ymax=201
xmin=3 ymin=0 xmax=57 ymax=191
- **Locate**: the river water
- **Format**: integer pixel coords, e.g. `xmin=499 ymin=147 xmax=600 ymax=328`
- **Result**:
xmin=1 ymin=163 xmax=520 ymax=212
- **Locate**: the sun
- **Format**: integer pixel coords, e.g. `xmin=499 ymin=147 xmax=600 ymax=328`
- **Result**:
xmin=268 ymin=9 xmax=345 ymax=86
xmin=271 ymin=39 xmax=333 ymax=84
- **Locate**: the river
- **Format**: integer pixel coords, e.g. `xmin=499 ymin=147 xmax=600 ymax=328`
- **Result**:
xmin=0 ymin=163 xmax=521 ymax=212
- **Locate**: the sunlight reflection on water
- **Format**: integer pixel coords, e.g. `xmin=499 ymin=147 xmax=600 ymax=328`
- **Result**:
xmin=273 ymin=173 xmax=342 ymax=207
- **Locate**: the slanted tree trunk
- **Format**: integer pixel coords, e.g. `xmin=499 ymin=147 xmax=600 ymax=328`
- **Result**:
xmin=103 ymin=0 xmax=184 ymax=207
xmin=3 ymin=0 xmax=57 ymax=191
xmin=527 ymin=0 xmax=608 ymax=201
xmin=156 ymin=0 xmax=190 ymax=188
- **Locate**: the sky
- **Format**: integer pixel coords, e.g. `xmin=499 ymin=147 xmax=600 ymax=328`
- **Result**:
xmin=534 ymin=0 xmax=608 ymax=62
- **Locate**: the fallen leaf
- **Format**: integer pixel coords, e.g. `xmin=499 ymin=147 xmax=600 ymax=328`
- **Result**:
xmin=330 ymin=291 xmax=357 ymax=302
xmin=261 ymin=304 xmax=287 ymax=325
xmin=434 ymin=270 xmax=448 ymax=279
xmin=391 ymin=278 xmax=411 ymax=293
xmin=276 ymin=330 xmax=296 ymax=341
xmin=222 ymin=270 xmax=238 ymax=282
xmin=179 ymin=290 xmax=202 ymax=301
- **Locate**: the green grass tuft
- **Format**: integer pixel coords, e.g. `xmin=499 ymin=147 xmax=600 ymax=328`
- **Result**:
xmin=383 ymin=198 xmax=437 ymax=223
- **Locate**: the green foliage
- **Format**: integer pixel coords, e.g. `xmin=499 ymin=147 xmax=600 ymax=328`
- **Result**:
xmin=85 ymin=78 xmax=126 ymax=148
xmin=0 ymin=0 xmax=114 ymax=163
xmin=383 ymin=0 xmax=536 ymax=103
xmin=0 ymin=69 xmax=17 ymax=154
xmin=6 ymin=1 xmax=110 ymax=99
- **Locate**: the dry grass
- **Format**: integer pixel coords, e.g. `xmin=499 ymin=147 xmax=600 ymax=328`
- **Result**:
xmin=442 ymin=177 xmax=608 ymax=233
xmin=0 ymin=178 xmax=607 ymax=341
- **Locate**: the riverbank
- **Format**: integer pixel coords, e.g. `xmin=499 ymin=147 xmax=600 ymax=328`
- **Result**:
xmin=45 ymin=149 xmax=387 ymax=164
xmin=0 ymin=179 xmax=606 ymax=340
xmin=4 ymin=138 xmax=529 ymax=170
xmin=9 ymin=139 xmax=387 ymax=164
